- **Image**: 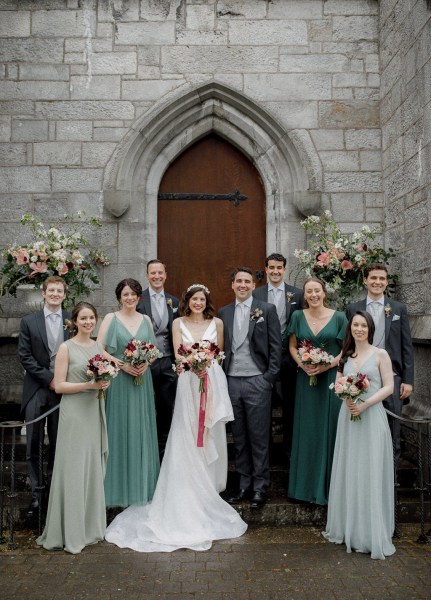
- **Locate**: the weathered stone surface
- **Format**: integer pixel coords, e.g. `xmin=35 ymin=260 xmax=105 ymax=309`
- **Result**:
xmin=268 ymin=0 xmax=323 ymax=19
xmin=324 ymin=0 xmax=378 ymax=15
xmin=360 ymin=150 xmax=382 ymax=171
xmin=331 ymin=193 xmax=365 ymax=221
xmin=93 ymin=128 xmax=128 ymax=142
xmin=319 ymin=101 xmax=379 ymax=128
xmin=310 ymin=129 xmax=344 ymax=150
xmin=332 ymin=16 xmax=378 ymax=41
xmin=175 ymin=30 xmax=227 ymax=46
xmin=0 ymin=11 xmax=30 ymax=37
xmin=11 ymin=119 xmax=48 ymax=142
xmin=0 ymin=143 xmax=27 ymax=166
xmin=0 ymin=167 xmax=50 ymax=193
xmin=320 ymin=151 xmax=360 ymax=171
xmin=0 ymin=194 xmax=32 ymax=221
xmin=262 ymin=102 xmax=318 ymax=130
xmin=56 ymin=121 xmax=93 ymax=141
xmin=35 ymin=101 xmax=135 ymax=120
xmin=279 ymin=54 xmax=348 ymax=73
xmin=32 ymin=9 xmax=96 ymax=38
xmin=82 ymin=142 xmax=116 ymax=167
xmin=122 ymin=79 xmax=182 ymax=101
xmin=228 ymin=20 xmax=308 ymax=46
xmin=70 ymin=75 xmax=121 ymax=100
xmin=186 ymin=4 xmax=215 ymax=30
xmin=245 ymin=74 xmax=332 ymax=101
xmin=346 ymin=128 xmax=381 ymax=149
xmin=0 ymin=81 xmax=69 ymax=101
xmin=324 ymin=171 xmax=381 ymax=192
xmin=19 ymin=64 xmax=70 ymax=81
xmin=217 ymin=0 xmax=267 ymax=19
xmin=116 ymin=22 xmax=175 ymax=45
xmin=52 ymin=168 xmax=103 ymax=192
xmin=162 ymin=46 xmax=278 ymax=73
xmin=0 ymin=38 xmax=65 ymax=63
xmin=333 ymin=73 xmax=367 ymax=87
xmin=90 ymin=52 xmax=137 ymax=75
xmin=117 ymin=222 xmax=149 ymax=263
xmin=0 ymin=115 xmax=11 ymax=142
xmin=33 ymin=142 xmax=81 ymax=166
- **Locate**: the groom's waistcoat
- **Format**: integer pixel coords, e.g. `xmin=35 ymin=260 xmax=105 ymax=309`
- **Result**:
xmin=228 ymin=335 xmax=262 ymax=377
xmin=154 ymin=319 xmax=172 ymax=357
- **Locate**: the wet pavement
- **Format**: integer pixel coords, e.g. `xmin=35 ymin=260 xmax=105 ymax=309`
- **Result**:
xmin=1 ymin=525 xmax=431 ymax=599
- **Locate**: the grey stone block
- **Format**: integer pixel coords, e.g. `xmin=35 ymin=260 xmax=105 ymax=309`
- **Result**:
xmin=333 ymin=73 xmax=367 ymax=87
xmin=90 ymin=52 xmax=137 ymax=75
xmin=346 ymin=129 xmax=381 ymax=150
xmin=331 ymin=193 xmax=364 ymax=221
xmin=35 ymin=101 xmax=135 ymax=120
xmin=121 ymin=79 xmax=182 ymax=101
xmin=332 ymin=16 xmax=378 ymax=41
xmin=245 ymin=74 xmax=331 ymax=101
xmin=0 ymin=195 xmax=32 ymax=221
xmin=0 ymin=11 xmax=30 ymax=37
xmin=324 ymin=1 xmax=378 ymax=15
xmin=365 ymin=193 xmax=384 ymax=207
xmin=0 ymin=143 xmax=27 ymax=166
xmin=262 ymin=102 xmax=318 ymax=130
xmin=19 ymin=64 xmax=70 ymax=81
xmin=319 ymin=101 xmax=379 ymax=128
xmin=268 ymin=0 xmax=323 ymax=19
xmin=175 ymin=30 xmax=227 ymax=46
xmin=279 ymin=54 xmax=348 ymax=73
xmin=11 ymin=119 xmax=48 ymax=142
xmin=228 ymin=20 xmax=307 ymax=46
xmin=52 ymin=168 xmax=103 ymax=193
xmin=137 ymin=46 xmax=161 ymax=66
xmin=33 ymin=142 xmax=81 ymax=166
xmin=118 ymin=222 xmax=148 ymax=264
xmin=309 ymin=19 xmax=332 ymax=42
xmin=93 ymin=128 xmax=128 ymax=142
xmin=32 ymin=9 xmax=96 ymax=38
xmin=116 ymin=22 xmax=175 ymax=45
xmin=186 ymin=4 xmax=215 ymax=30
xmin=0 ymin=167 xmax=50 ymax=193
xmin=310 ymin=129 xmax=344 ymax=150
xmin=71 ymin=75 xmax=121 ymax=100
xmin=0 ymin=81 xmax=69 ymax=101
xmin=360 ymin=150 xmax=382 ymax=171
xmin=0 ymin=115 xmax=11 ymax=142
xmin=56 ymin=121 xmax=93 ymax=141
xmin=217 ymin=0 xmax=267 ymax=19
xmin=161 ymin=46 xmax=278 ymax=74
xmin=0 ymin=38 xmax=64 ymax=63
xmin=82 ymin=142 xmax=116 ymax=167
xmin=320 ymin=151 xmax=360 ymax=172
xmin=324 ymin=172 xmax=381 ymax=193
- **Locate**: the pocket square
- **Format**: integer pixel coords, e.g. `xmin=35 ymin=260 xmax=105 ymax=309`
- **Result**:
xmin=392 ymin=314 xmax=400 ymax=321
xmin=173 ymin=307 xmax=178 ymax=313
xmin=290 ymin=302 xmax=297 ymax=305
xmin=256 ymin=316 xmax=265 ymax=324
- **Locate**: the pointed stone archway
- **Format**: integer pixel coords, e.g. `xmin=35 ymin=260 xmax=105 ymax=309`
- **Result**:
xmin=103 ymin=82 xmax=322 ymax=274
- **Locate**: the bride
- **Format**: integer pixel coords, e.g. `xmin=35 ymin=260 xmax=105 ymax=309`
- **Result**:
xmin=105 ymin=284 xmax=247 ymax=552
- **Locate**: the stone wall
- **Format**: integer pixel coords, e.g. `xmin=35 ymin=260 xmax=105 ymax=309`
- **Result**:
xmin=380 ymin=0 xmax=431 ymax=414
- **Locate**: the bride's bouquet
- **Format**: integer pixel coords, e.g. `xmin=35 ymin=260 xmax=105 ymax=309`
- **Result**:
xmin=173 ymin=339 xmax=225 ymax=392
xmin=330 ymin=372 xmax=370 ymax=421
xmin=86 ymin=354 xmax=120 ymax=400
xmin=297 ymin=339 xmax=334 ymax=386
xmin=123 ymin=338 xmax=163 ymax=385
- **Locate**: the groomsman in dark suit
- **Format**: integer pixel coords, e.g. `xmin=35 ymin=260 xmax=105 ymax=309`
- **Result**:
xmin=137 ymin=259 xmax=179 ymax=457
xmin=219 ymin=267 xmax=282 ymax=508
xmin=253 ymin=253 xmax=303 ymax=460
xmin=346 ymin=263 xmax=414 ymax=468
xmin=18 ymin=276 xmax=71 ymax=511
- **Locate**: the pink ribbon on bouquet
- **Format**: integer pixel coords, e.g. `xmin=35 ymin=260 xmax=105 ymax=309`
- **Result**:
xmin=197 ymin=372 xmax=209 ymax=447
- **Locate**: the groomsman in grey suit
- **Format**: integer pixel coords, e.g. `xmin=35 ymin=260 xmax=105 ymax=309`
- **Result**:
xmin=346 ymin=263 xmax=414 ymax=468
xmin=18 ymin=276 xmax=71 ymax=511
xmin=219 ymin=267 xmax=282 ymax=508
xmin=253 ymin=253 xmax=303 ymax=459
xmin=137 ymin=259 xmax=179 ymax=457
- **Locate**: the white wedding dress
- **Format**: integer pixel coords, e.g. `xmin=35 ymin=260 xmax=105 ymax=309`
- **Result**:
xmin=105 ymin=319 xmax=247 ymax=552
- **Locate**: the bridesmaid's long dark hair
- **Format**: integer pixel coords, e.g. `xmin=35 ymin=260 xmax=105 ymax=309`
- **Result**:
xmin=338 ymin=311 xmax=375 ymax=372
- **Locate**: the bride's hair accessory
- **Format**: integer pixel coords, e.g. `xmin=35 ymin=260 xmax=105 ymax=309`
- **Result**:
xmin=186 ymin=284 xmax=210 ymax=294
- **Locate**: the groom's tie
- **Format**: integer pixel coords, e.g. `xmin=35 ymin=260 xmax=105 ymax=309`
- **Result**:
xmin=152 ymin=294 xmax=163 ymax=328
xmin=233 ymin=303 xmax=248 ymax=351
xmin=368 ymin=301 xmax=385 ymax=348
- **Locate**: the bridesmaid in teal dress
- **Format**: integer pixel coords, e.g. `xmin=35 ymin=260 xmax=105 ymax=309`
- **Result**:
xmin=287 ymin=277 xmax=347 ymax=505
xmin=37 ymin=302 xmax=109 ymax=554
xmin=98 ymin=279 xmax=160 ymax=507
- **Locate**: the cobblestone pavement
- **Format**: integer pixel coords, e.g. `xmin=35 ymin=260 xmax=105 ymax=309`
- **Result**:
xmin=1 ymin=526 xmax=431 ymax=599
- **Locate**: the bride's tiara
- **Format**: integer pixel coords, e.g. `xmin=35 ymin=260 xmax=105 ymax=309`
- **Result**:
xmin=186 ymin=283 xmax=210 ymax=294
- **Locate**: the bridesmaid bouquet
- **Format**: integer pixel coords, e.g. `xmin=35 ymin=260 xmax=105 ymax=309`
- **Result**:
xmin=297 ymin=339 xmax=334 ymax=386
xmin=123 ymin=339 xmax=163 ymax=385
xmin=173 ymin=340 xmax=225 ymax=393
xmin=86 ymin=354 xmax=120 ymax=400
xmin=330 ymin=372 xmax=370 ymax=421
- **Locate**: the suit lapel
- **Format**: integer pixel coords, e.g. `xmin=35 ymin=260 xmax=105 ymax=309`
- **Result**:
xmin=36 ymin=310 xmax=50 ymax=354
xmin=248 ymin=299 xmax=257 ymax=339
xmin=225 ymin=303 xmax=236 ymax=349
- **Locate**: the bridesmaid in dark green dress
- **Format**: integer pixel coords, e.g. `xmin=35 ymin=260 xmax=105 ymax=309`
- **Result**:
xmin=97 ymin=279 xmax=160 ymax=508
xmin=287 ymin=277 xmax=347 ymax=505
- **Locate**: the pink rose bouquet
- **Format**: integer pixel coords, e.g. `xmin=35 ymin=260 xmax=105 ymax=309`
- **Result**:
xmin=123 ymin=339 xmax=163 ymax=385
xmin=297 ymin=339 xmax=334 ymax=386
xmin=173 ymin=340 xmax=225 ymax=392
xmin=86 ymin=354 xmax=120 ymax=400
xmin=330 ymin=372 xmax=370 ymax=421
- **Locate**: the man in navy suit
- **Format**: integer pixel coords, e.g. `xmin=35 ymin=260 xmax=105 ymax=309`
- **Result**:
xmin=253 ymin=253 xmax=303 ymax=461
xmin=137 ymin=259 xmax=179 ymax=457
xmin=346 ymin=263 xmax=414 ymax=468
xmin=18 ymin=276 xmax=71 ymax=511
xmin=219 ymin=267 xmax=282 ymax=508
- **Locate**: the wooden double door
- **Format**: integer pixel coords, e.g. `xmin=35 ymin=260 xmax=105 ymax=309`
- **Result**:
xmin=158 ymin=134 xmax=266 ymax=310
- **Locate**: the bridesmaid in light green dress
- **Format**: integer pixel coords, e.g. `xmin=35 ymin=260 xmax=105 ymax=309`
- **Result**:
xmin=37 ymin=302 xmax=109 ymax=554
xmin=97 ymin=279 xmax=160 ymax=508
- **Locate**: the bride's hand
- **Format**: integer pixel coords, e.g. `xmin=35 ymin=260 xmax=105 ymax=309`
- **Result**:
xmin=196 ymin=367 xmax=207 ymax=379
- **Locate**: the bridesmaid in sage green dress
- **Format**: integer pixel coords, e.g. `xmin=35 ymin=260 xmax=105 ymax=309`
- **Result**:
xmin=97 ymin=279 xmax=160 ymax=508
xmin=37 ymin=302 xmax=109 ymax=554
xmin=287 ymin=277 xmax=347 ymax=505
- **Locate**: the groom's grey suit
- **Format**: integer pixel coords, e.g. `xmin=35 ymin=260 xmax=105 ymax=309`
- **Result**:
xmin=219 ymin=298 xmax=282 ymax=494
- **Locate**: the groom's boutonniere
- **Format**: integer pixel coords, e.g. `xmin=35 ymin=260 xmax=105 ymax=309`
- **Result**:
xmin=286 ymin=292 xmax=294 ymax=303
xmin=384 ymin=304 xmax=392 ymax=318
xmin=166 ymin=298 xmax=173 ymax=309
xmin=64 ymin=319 xmax=72 ymax=331
xmin=250 ymin=308 xmax=263 ymax=321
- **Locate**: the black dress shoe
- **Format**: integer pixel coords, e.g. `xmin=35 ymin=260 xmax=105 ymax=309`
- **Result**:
xmin=250 ymin=491 xmax=266 ymax=508
xmin=227 ymin=489 xmax=250 ymax=505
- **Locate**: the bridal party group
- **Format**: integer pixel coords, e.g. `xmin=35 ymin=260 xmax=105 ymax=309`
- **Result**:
xmin=17 ymin=253 xmax=414 ymax=560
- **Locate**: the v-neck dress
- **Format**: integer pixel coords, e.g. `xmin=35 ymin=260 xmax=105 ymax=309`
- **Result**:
xmin=104 ymin=315 xmax=160 ymax=507
xmin=287 ymin=310 xmax=347 ymax=505
xmin=323 ymin=353 xmax=395 ymax=559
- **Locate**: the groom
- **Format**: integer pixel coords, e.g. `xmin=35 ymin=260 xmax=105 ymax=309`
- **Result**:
xmin=219 ymin=267 xmax=282 ymax=508
xmin=137 ymin=259 xmax=179 ymax=457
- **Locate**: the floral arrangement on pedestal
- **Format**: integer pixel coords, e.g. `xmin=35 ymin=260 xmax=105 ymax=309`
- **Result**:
xmin=294 ymin=211 xmax=397 ymax=309
xmin=0 ymin=212 xmax=110 ymax=308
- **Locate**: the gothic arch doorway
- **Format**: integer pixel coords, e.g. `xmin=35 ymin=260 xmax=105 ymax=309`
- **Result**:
xmin=158 ymin=134 xmax=266 ymax=309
